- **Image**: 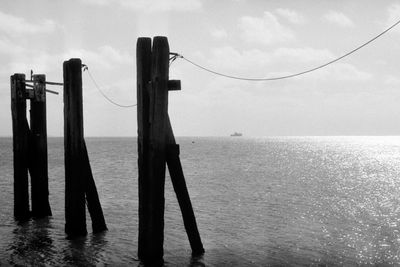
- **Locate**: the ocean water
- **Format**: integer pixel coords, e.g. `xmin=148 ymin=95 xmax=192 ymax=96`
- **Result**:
xmin=1 ymin=136 xmax=400 ymax=266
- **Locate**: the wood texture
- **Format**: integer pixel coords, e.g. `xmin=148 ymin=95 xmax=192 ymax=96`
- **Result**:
xmin=83 ymin=140 xmax=107 ymax=233
xmin=136 ymin=36 xmax=204 ymax=264
xmin=63 ymin=58 xmax=87 ymax=237
xmin=166 ymin=116 xmax=205 ymax=256
xmin=11 ymin=73 xmax=30 ymax=221
xmin=146 ymin=36 xmax=170 ymax=264
xmin=29 ymin=74 xmax=52 ymax=218
xmin=136 ymin=37 xmax=152 ymax=261
xmin=64 ymin=58 xmax=107 ymax=238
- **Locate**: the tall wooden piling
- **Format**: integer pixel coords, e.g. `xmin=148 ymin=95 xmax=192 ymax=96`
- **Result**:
xmin=136 ymin=36 xmax=169 ymax=264
xmin=64 ymin=58 xmax=87 ymax=237
xmin=137 ymin=36 xmax=204 ymax=264
xmin=64 ymin=58 xmax=107 ymax=238
xmin=11 ymin=74 xmax=30 ymax=221
xmin=136 ymin=37 xmax=152 ymax=260
xmin=147 ymin=36 xmax=170 ymax=264
xmin=29 ymin=74 xmax=52 ymax=218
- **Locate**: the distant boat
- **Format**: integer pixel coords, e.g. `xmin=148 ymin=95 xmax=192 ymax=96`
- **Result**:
xmin=230 ymin=132 xmax=242 ymax=137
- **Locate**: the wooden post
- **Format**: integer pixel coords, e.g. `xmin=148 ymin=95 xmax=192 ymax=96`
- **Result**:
xmin=137 ymin=36 xmax=205 ymax=263
xmin=64 ymin=58 xmax=87 ymax=237
xmin=136 ymin=37 xmax=152 ymax=260
xmin=29 ymin=74 xmax=52 ymax=218
xmin=11 ymin=74 xmax=30 ymax=221
xmin=64 ymin=58 xmax=107 ymax=238
xmin=83 ymin=140 xmax=107 ymax=233
xmin=165 ymin=116 xmax=205 ymax=256
xmin=138 ymin=36 xmax=170 ymax=265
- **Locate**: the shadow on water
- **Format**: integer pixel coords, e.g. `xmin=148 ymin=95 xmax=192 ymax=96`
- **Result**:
xmin=139 ymin=254 xmax=206 ymax=267
xmin=162 ymin=245 xmax=341 ymax=266
xmin=63 ymin=231 xmax=109 ymax=266
xmin=6 ymin=217 xmax=109 ymax=266
xmin=7 ymin=217 xmax=56 ymax=266
xmin=189 ymin=254 xmax=206 ymax=267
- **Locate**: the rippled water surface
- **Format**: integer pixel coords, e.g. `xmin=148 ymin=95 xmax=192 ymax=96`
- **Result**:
xmin=2 ymin=136 xmax=400 ymax=266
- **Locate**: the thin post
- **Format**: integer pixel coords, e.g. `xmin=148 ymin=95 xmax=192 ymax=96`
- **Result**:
xmin=29 ymin=74 xmax=52 ymax=218
xmin=136 ymin=37 xmax=152 ymax=260
xmin=64 ymin=58 xmax=87 ymax=237
xmin=166 ymin=116 xmax=205 ymax=256
xmin=11 ymin=73 xmax=30 ymax=221
xmin=83 ymin=140 xmax=107 ymax=233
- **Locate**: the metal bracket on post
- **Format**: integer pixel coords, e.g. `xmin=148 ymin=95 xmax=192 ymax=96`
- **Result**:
xmin=168 ymin=80 xmax=181 ymax=91
xmin=25 ymin=79 xmax=61 ymax=96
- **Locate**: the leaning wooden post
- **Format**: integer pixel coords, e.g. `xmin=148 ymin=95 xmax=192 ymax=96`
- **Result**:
xmin=136 ymin=37 xmax=152 ymax=260
xmin=63 ymin=58 xmax=87 ymax=237
xmin=29 ymin=74 xmax=52 ymax=218
xmin=166 ymin=116 xmax=205 ymax=256
xmin=11 ymin=73 xmax=30 ymax=221
xmin=82 ymin=140 xmax=107 ymax=233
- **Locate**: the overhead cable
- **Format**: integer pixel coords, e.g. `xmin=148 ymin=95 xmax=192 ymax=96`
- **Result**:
xmin=83 ymin=65 xmax=137 ymax=108
xmin=179 ymin=18 xmax=400 ymax=81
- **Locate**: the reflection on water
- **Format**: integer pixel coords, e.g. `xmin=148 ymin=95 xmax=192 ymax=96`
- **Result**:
xmin=189 ymin=254 xmax=206 ymax=267
xmin=8 ymin=218 xmax=55 ymax=266
xmin=7 ymin=217 xmax=110 ymax=266
xmin=63 ymin=232 xmax=108 ymax=266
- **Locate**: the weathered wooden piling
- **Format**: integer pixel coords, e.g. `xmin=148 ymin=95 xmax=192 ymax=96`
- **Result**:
xmin=64 ymin=58 xmax=87 ymax=236
xmin=137 ymin=36 xmax=204 ymax=264
xmin=29 ymin=74 xmax=52 ymax=218
xmin=11 ymin=74 xmax=30 ymax=221
xmin=147 ymin=36 xmax=170 ymax=264
xmin=63 ymin=58 xmax=107 ymax=237
xmin=136 ymin=37 xmax=152 ymax=261
xmin=136 ymin=36 xmax=169 ymax=264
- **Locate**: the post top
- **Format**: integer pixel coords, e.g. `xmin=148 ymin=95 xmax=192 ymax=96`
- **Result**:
xmin=11 ymin=73 xmax=25 ymax=78
xmin=64 ymin=58 xmax=82 ymax=64
xmin=137 ymin=37 xmax=152 ymax=51
xmin=137 ymin=37 xmax=152 ymax=41
xmin=153 ymin=36 xmax=168 ymax=45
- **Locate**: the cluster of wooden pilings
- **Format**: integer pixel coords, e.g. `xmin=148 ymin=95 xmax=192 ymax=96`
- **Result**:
xmin=11 ymin=36 xmax=203 ymax=264
xmin=11 ymin=59 xmax=107 ymax=238
xmin=137 ymin=36 xmax=204 ymax=265
xmin=11 ymin=74 xmax=52 ymax=220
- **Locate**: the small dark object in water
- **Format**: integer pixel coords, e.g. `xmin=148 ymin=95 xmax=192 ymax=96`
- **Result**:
xmin=230 ymin=132 xmax=242 ymax=137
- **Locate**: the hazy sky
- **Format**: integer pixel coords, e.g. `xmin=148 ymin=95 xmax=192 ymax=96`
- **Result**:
xmin=1 ymin=0 xmax=400 ymax=136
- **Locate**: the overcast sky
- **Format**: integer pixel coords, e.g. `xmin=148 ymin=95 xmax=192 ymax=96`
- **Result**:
xmin=1 ymin=0 xmax=400 ymax=136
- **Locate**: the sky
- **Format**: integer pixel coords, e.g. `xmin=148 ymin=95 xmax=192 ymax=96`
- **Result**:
xmin=1 ymin=0 xmax=400 ymax=137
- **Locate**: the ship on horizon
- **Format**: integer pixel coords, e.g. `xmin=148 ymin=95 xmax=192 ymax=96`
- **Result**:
xmin=230 ymin=132 xmax=243 ymax=137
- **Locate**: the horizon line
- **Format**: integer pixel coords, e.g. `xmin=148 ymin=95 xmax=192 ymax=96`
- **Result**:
xmin=2 ymin=135 xmax=400 ymax=138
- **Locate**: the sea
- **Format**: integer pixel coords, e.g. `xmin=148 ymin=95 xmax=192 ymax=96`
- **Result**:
xmin=1 ymin=136 xmax=400 ymax=266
